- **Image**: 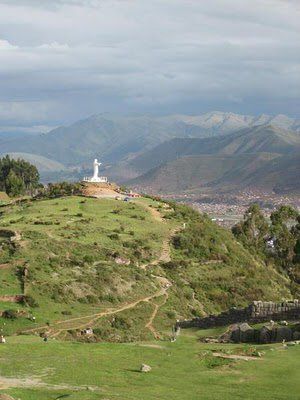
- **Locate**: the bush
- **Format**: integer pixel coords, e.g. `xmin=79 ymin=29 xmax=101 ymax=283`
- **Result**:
xmin=109 ymin=233 xmax=119 ymax=240
xmin=61 ymin=310 xmax=72 ymax=316
xmin=111 ymin=316 xmax=132 ymax=330
xmin=23 ymin=295 xmax=39 ymax=308
xmin=2 ymin=309 xmax=18 ymax=319
xmin=36 ymin=182 xmax=82 ymax=199
xmin=166 ymin=310 xmax=176 ymax=319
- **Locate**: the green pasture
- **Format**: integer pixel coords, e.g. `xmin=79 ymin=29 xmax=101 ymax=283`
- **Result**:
xmin=0 ymin=329 xmax=299 ymax=400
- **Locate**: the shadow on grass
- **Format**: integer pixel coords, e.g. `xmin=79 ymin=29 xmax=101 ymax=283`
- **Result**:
xmin=125 ymin=368 xmax=142 ymax=373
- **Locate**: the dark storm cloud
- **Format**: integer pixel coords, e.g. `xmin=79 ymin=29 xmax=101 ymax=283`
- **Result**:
xmin=0 ymin=0 xmax=299 ymax=127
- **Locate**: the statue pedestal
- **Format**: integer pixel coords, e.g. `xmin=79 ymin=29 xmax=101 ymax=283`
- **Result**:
xmin=83 ymin=176 xmax=108 ymax=183
xmin=81 ymin=181 xmax=120 ymax=198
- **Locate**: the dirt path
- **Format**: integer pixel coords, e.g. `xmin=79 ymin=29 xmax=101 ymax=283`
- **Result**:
xmin=0 ymin=295 xmax=24 ymax=303
xmin=145 ymin=276 xmax=172 ymax=339
xmin=135 ymin=200 xmax=164 ymax=223
xmin=0 ymin=263 xmax=11 ymax=270
xmin=21 ymin=201 xmax=178 ymax=339
xmin=140 ymin=228 xmax=176 ymax=270
xmin=22 ymin=284 xmax=169 ymax=337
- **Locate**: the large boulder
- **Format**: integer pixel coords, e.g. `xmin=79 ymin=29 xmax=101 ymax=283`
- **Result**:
xmin=275 ymin=326 xmax=293 ymax=342
xmin=229 ymin=323 xmax=255 ymax=343
xmin=293 ymin=331 xmax=300 ymax=340
xmin=258 ymin=326 xmax=274 ymax=343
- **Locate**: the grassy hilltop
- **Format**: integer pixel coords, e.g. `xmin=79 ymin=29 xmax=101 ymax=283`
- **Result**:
xmin=0 ymin=195 xmax=293 ymax=341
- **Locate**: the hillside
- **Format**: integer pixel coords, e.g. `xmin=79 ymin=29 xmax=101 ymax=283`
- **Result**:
xmin=126 ymin=126 xmax=300 ymax=194
xmin=0 ymin=196 xmax=294 ymax=341
xmin=246 ymin=152 xmax=300 ymax=194
xmin=129 ymin=153 xmax=278 ymax=193
xmin=128 ymin=125 xmax=300 ymax=174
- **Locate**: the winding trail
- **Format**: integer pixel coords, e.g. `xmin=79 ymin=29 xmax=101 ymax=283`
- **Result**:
xmin=145 ymin=275 xmax=172 ymax=339
xmin=21 ymin=201 xmax=178 ymax=339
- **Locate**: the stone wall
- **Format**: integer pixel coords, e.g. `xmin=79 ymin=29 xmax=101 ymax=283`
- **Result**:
xmin=226 ymin=323 xmax=300 ymax=343
xmin=176 ymin=300 xmax=300 ymax=329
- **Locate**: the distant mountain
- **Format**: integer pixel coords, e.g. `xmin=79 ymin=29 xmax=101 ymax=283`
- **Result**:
xmin=1 ymin=112 xmax=299 ymax=170
xmin=173 ymin=112 xmax=300 ymax=134
xmin=125 ymin=125 xmax=300 ymax=176
xmin=246 ymin=152 xmax=300 ymax=194
xmin=127 ymin=153 xmax=276 ymax=193
xmin=1 ymin=152 xmax=65 ymax=172
xmin=126 ymin=125 xmax=300 ymax=194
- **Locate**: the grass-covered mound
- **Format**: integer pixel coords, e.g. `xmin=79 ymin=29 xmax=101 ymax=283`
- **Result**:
xmin=0 ymin=196 xmax=295 ymax=340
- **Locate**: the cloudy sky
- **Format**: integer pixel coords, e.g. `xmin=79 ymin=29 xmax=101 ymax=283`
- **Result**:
xmin=0 ymin=0 xmax=299 ymax=131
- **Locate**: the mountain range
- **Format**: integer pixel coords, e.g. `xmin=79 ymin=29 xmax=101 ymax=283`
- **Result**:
xmin=0 ymin=111 xmax=299 ymax=194
xmin=126 ymin=125 xmax=300 ymax=194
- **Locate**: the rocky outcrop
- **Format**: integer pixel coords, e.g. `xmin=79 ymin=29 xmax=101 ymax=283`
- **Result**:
xmin=221 ymin=322 xmax=300 ymax=344
xmin=177 ymin=300 xmax=300 ymax=329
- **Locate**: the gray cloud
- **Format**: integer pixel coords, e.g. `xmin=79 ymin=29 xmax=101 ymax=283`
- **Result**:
xmin=0 ymin=0 xmax=299 ymax=127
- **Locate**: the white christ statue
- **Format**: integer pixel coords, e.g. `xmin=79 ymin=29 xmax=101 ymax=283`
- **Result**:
xmin=83 ymin=158 xmax=108 ymax=183
xmin=93 ymin=158 xmax=101 ymax=180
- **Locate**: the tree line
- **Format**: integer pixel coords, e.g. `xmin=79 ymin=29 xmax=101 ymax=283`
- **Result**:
xmin=232 ymin=204 xmax=300 ymax=293
xmin=0 ymin=155 xmax=40 ymax=196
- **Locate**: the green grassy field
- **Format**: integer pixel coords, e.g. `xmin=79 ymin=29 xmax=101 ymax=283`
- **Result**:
xmin=0 ymin=329 xmax=299 ymax=400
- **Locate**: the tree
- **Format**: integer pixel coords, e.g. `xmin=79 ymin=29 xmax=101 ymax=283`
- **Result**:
xmin=5 ymin=170 xmax=25 ymax=197
xmin=232 ymin=204 xmax=269 ymax=255
xmin=270 ymin=206 xmax=299 ymax=269
xmin=0 ymin=155 xmax=40 ymax=196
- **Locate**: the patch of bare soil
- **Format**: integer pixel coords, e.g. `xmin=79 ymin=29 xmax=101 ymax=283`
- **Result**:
xmin=0 ymin=375 xmax=101 ymax=393
xmin=82 ymin=182 xmax=120 ymax=198
xmin=0 ymin=394 xmax=16 ymax=400
xmin=138 ymin=343 xmax=165 ymax=349
xmin=0 ymin=295 xmax=24 ymax=303
xmin=0 ymin=264 xmax=11 ymax=270
xmin=212 ymin=352 xmax=262 ymax=361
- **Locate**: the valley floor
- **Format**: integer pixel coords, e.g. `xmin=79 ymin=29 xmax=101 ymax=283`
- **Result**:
xmin=0 ymin=329 xmax=299 ymax=400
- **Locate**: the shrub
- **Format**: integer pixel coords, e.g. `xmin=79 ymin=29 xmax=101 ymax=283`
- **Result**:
xmin=166 ymin=310 xmax=176 ymax=319
xmin=2 ymin=309 xmax=18 ymax=319
xmin=61 ymin=310 xmax=72 ymax=316
xmin=23 ymin=295 xmax=39 ymax=308
xmin=111 ymin=316 xmax=132 ymax=330
xmin=108 ymin=233 xmax=119 ymax=240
